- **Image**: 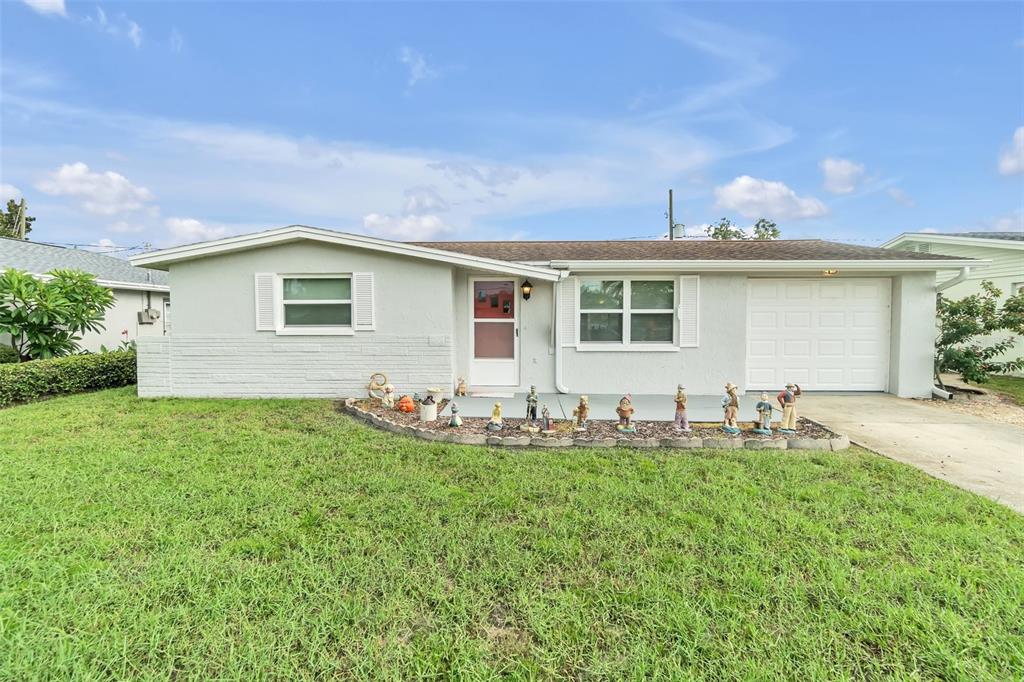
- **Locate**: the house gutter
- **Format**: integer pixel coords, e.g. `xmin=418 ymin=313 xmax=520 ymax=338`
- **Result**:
xmin=936 ymin=266 xmax=971 ymax=293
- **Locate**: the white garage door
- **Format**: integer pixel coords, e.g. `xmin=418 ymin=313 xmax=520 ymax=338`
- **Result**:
xmin=746 ymin=278 xmax=891 ymax=391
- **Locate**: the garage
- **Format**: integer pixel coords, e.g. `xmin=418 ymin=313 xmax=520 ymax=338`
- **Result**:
xmin=746 ymin=278 xmax=892 ymax=391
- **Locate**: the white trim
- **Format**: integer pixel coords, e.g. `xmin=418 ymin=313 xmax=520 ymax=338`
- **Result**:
xmin=880 ymin=233 xmax=1024 ymax=251
xmin=468 ymin=277 xmax=520 ymax=388
xmin=577 ymin=276 xmax=677 ymax=348
xmin=552 ymin=259 xmax=986 ymax=272
xmin=574 ymin=345 xmax=679 ymax=352
xmin=275 ymin=273 xmax=354 ymax=336
xmin=130 ymin=225 xmax=564 ymax=281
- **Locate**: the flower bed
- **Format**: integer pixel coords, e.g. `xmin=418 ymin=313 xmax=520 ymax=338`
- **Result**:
xmin=339 ymin=398 xmax=850 ymax=451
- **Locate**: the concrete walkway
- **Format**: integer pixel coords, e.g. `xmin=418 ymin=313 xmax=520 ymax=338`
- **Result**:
xmin=801 ymin=394 xmax=1024 ymax=513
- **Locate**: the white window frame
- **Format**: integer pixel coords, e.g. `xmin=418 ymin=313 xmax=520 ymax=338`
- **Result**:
xmin=577 ymin=276 xmax=678 ymax=351
xmin=1011 ymin=282 xmax=1024 ymax=296
xmin=276 ymin=273 xmax=354 ymax=336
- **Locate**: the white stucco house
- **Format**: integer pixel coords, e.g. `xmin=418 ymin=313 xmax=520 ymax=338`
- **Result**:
xmin=881 ymin=231 xmax=1023 ymax=369
xmin=129 ymin=225 xmax=983 ymax=400
xmin=1 ymin=237 xmax=170 ymax=353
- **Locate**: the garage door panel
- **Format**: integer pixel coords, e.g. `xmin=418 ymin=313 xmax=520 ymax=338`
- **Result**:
xmin=746 ymin=278 xmax=890 ymax=391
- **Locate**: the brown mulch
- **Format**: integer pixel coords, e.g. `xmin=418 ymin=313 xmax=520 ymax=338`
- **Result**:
xmin=350 ymin=398 xmax=833 ymax=440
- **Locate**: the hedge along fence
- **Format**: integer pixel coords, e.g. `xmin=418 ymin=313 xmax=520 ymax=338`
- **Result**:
xmin=0 ymin=350 xmax=137 ymax=408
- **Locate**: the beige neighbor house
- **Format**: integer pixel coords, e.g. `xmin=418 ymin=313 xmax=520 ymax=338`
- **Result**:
xmin=881 ymin=231 xmax=1023 ymax=370
xmin=0 ymin=237 xmax=170 ymax=353
xmin=128 ymin=225 xmax=984 ymax=400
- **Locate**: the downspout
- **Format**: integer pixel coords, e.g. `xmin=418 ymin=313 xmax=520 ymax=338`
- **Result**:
xmin=553 ymin=274 xmax=570 ymax=394
xmin=936 ymin=266 xmax=970 ymax=293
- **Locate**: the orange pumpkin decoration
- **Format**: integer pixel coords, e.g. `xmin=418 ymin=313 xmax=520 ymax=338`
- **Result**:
xmin=396 ymin=395 xmax=416 ymax=413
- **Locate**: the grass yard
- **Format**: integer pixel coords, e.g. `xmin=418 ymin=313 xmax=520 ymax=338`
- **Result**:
xmin=984 ymin=374 xmax=1024 ymax=406
xmin=1 ymin=388 xmax=1022 ymax=679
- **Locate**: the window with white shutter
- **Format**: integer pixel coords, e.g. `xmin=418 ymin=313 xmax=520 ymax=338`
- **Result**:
xmin=254 ymin=273 xmax=276 ymax=331
xmin=272 ymin=274 xmax=358 ymax=336
xmin=352 ymin=272 xmax=375 ymax=331
xmin=558 ymin=276 xmax=577 ymax=346
xmin=677 ymin=275 xmax=699 ymax=347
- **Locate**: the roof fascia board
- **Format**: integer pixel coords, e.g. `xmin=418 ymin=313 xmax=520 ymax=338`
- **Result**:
xmin=28 ymin=271 xmax=169 ymax=292
xmin=130 ymin=226 xmax=563 ymax=282
xmin=546 ymin=259 xmax=986 ymax=272
xmin=880 ymin=233 xmax=1024 ymax=250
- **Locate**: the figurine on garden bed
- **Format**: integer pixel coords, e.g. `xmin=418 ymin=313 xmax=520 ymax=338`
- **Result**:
xmin=721 ymin=383 xmax=740 ymax=434
xmin=448 ymin=401 xmax=462 ymax=428
xmin=573 ymin=395 xmax=589 ymax=432
xmin=777 ymin=382 xmax=802 ymax=434
xmin=615 ymin=394 xmax=636 ymax=433
xmin=525 ymin=386 xmax=539 ymax=423
xmin=753 ymin=392 xmax=773 ymax=435
xmin=381 ymin=383 xmax=396 ymax=409
xmin=455 ymin=377 xmax=468 ymax=397
xmin=487 ymin=402 xmax=503 ymax=431
xmin=673 ymin=385 xmax=691 ymax=433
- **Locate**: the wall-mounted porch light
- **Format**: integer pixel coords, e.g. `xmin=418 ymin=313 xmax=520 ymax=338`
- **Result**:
xmin=521 ymin=279 xmax=534 ymax=300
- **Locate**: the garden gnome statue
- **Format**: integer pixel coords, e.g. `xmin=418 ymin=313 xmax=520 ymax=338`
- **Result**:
xmin=525 ymin=385 xmax=539 ymax=423
xmin=448 ymin=401 xmax=462 ymax=428
xmin=721 ymin=383 xmax=740 ymax=434
xmin=455 ymin=377 xmax=467 ymax=397
xmin=615 ymin=394 xmax=636 ymax=433
xmin=540 ymin=404 xmax=555 ymax=434
xmin=486 ymin=402 xmax=503 ymax=431
xmin=777 ymin=382 xmax=802 ymax=433
xmin=673 ymin=384 xmax=691 ymax=433
xmin=573 ymin=395 xmax=590 ymax=432
xmin=381 ymin=383 xmax=396 ymax=409
xmin=753 ymin=392 xmax=773 ymax=435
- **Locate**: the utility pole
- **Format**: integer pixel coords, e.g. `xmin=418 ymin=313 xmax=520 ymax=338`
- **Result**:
xmin=667 ymin=189 xmax=684 ymax=240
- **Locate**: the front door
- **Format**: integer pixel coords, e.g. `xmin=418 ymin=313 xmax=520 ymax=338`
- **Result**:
xmin=469 ymin=278 xmax=519 ymax=387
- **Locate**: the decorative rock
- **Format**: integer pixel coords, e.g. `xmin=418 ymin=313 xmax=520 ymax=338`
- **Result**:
xmin=486 ymin=436 xmax=503 ymax=446
xmin=829 ymin=435 xmax=851 ymax=451
xmin=703 ymin=438 xmax=742 ymax=449
xmin=617 ymin=437 xmax=659 ymax=448
xmin=660 ymin=437 xmax=703 ymax=448
xmin=578 ymin=438 xmax=617 ymax=448
xmin=500 ymin=436 xmax=532 ymax=447
xmin=787 ymin=438 xmax=831 ymax=450
xmin=451 ymin=433 xmax=488 ymax=445
xmin=531 ymin=437 xmax=573 ymax=447
xmin=744 ymin=438 xmax=787 ymax=450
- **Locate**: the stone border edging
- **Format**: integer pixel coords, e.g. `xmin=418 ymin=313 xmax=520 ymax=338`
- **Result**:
xmin=340 ymin=399 xmax=850 ymax=451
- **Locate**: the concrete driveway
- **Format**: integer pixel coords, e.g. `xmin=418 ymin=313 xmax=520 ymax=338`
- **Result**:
xmin=801 ymin=394 xmax=1024 ymax=513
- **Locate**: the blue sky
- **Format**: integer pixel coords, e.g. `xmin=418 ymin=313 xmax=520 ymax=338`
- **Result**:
xmin=1 ymin=1 xmax=1022 ymax=252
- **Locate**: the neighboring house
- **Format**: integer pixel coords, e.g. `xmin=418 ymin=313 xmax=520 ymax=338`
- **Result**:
xmin=130 ymin=225 xmax=982 ymax=400
xmin=881 ymin=231 xmax=1023 ymax=370
xmin=0 ymin=237 xmax=170 ymax=352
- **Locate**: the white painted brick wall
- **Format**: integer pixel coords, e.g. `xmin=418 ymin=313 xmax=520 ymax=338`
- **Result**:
xmin=137 ymin=334 xmax=453 ymax=398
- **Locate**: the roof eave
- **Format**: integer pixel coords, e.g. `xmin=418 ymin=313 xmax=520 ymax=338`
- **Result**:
xmin=544 ymin=258 xmax=986 ymax=272
xmin=880 ymin=233 xmax=1024 ymax=250
xmin=130 ymin=225 xmax=564 ymax=282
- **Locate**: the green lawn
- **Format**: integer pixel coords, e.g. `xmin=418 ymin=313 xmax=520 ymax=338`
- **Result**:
xmin=984 ymin=374 xmax=1024 ymax=406
xmin=1 ymin=388 xmax=1022 ymax=679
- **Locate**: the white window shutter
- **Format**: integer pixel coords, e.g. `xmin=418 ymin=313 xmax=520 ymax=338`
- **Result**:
xmin=254 ymin=273 xmax=276 ymax=331
xmin=559 ymin=276 xmax=577 ymax=346
xmin=678 ymin=275 xmax=699 ymax=347
xmin=352 ymin=272 xmax=375 ymax=331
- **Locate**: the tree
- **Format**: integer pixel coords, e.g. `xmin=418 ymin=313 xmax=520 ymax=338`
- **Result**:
xmin=935 ymin=280 xmax=1024 ymax=387
xmin=705 ymin=217 xmax=780 ymax=240
xmin=0 ymin=268 xmax=115 ymax=360
xmin=751 ymin=218 xmax=780 ymax=240
xmin=0 ymin=199 xmax=34 ymax=239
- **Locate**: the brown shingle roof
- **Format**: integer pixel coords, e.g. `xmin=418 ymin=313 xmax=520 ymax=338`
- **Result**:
xmin=411 ymin=239 xmax=964 ymax=262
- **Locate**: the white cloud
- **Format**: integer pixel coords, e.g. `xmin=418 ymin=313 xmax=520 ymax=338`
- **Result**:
xmin=169 ymin=28 xmax=184 ymax=53
xmin=998 ymin=127 xmax=1024 ymax=175
xmin=21 ymin=0 xmax=66 ymax=16
xmin=362 ymin=213 xmax=451 ymax=240
xmin=164 ymin=217 xmax=229 ymax=243
xmin=83 ymin=6 xmax=143 ymax=48
xmin=398 ymin=46 xmax=438 ymax=87
xmin=886 ymin=188 xmax=915 ymax=207
xmin=402 ymin=186 xmax=449 ymax=214
xmin=35 ymin=162 xmax=155 ymax=216
xmin=110 ymin=220 xmax=145 ymax=233
xmin=820 ymin=157 xmax=865 ymax=194
xmin=714 ymin=175 xmax=827 ymax=220
xmin=1 ymin=183 xmax=23 ymax=199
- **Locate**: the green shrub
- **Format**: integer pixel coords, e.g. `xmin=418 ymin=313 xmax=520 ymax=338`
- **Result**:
xmin=0 ymin=345 xmax=18 ymax=364
xmin=0 ymin=350 xmax=136 ymax=408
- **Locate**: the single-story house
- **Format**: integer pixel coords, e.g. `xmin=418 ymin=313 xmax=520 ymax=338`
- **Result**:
xmin=881 ymin=231 xmax=1023 ymax=369
xmin=129 ymin=225 xmax=983 ymax=400
xmin=0 ymin=237 xmax=170 ymax=352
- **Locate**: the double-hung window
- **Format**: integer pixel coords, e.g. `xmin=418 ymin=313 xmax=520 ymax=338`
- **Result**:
xmin=579 ymin=278 xmax=675 ymax=346
xmin=281 ymin=276 xmax=352 ymax=329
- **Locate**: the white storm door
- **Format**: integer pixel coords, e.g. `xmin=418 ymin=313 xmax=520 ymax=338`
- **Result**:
xmin=746 ymin=278 xmax=891 ymax=391
xmin=469 ymin=279 xmax=519 ymax=387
